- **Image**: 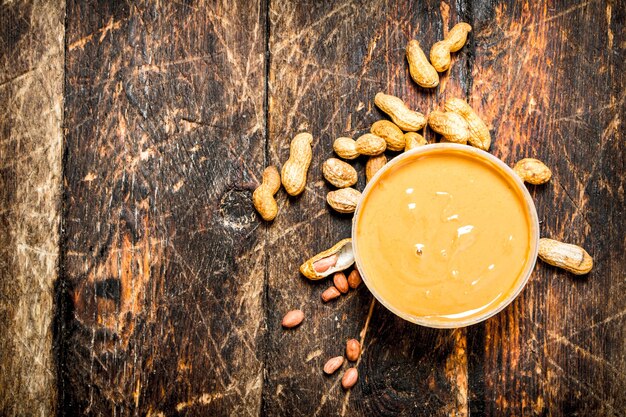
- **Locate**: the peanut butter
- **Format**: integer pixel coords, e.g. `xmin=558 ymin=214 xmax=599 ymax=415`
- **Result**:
xmin=354 ymin=146 xmax=536 ymax=325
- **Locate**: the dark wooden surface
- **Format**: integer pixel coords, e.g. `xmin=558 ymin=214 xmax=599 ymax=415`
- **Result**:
xmin=0 ymin=0 xmax=624 ymax=416
xmin=0 ymin=0 xmax=63 ymax=415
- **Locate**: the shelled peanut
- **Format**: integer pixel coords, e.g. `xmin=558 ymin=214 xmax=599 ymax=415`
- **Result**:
xmin=347 ymin=268 xmax=362 ymax=288
xmin=323 ymin=356 xmax=344 ymax=375
xmin=281 ymin=310 xmax=304 ymax=328
xmin=333 ymin=272 xmax=349 ymax=293
xmin=346 ymin=339 xmax=361 ymax=361
xmin=321 ymin=286 xmax=341 ymax=302
xmin=342 ymin=368 xmax=359 ymax=389
xmin=317 ymin=267 xmax=362 ymax=305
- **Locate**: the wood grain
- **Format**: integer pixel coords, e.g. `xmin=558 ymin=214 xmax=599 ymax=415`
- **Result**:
xmin=59 ymin=1 xmax=267 ymax=415
xmin=468 ymin=0 xmax=626 ymax=415
xmin=0 ymin=0 xmax=624 ymax=415
xmin=0 ymin=1 xmax=64 ymax=415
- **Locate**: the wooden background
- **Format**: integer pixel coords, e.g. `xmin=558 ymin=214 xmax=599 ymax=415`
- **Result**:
xmin=1 ymin=0 xmax=624 ymax=415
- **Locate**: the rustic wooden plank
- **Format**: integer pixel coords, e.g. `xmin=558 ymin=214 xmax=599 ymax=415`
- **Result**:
xmin=468 ymin=0 xmax=625 ymax=415
xmin=0 ymin=1 xmax=64 ymax=415
xmin=264 ymin=1 xmax=475 ymax=415
xmin=58 ymin=1 xmax=267 ymax=415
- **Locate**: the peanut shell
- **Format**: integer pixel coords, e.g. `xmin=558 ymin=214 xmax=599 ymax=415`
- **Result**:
xmin=365 ymin=154 xmax=387 ymax=183
xmin=371 ymin=120 xmax=405 ymax=151
xmin=327 ymin=187 xmax=361 ymax=213
xmin=406 ymin=40 xmax=439 ymax=88
xmin=252 ymin=166 xmax=281 ymax=221
xmin=300 ymin=238 xmax=354 ymax=280
xmin=333 ymin=137 xmax=359 ymax=160
xmin=430 ymin=23 xmax=472 ymax=72
xmin=281 ymin=132 xmax=313 ymax=196
xmin=404 ymin=132 xmax=427 ymax=151
xmin=374 ymin=93 xmax=427 ymax=132
xmin=355 ymin=134 xmax=386 ymax=156
xmin=322 ymin=158 xmax=358 ymax=188
xmin=428 ymin=111 xmax=471 ymax=144
xmin=513 ymin=158 xmax=552 ymax=185
xmin=538 ymin=238 xmax=593 ymax=275
xmin=444 ymin=98 xmax=491 ymax=150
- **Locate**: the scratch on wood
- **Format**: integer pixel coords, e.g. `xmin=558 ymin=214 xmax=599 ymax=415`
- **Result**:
xmin=68 ymin=17 xmax=122 ymax=50
xmin=176 ymin=392 xmax=226 ymax=412
xmin=546 ymin=357 xmax=620 ymax=415
xmin=546 ymin=330 xmax=626 ymax=379
xmin=273 ymin=2 xmax=354 ymax=54
xmin=606 ymin=1 xmax=614 ymax=49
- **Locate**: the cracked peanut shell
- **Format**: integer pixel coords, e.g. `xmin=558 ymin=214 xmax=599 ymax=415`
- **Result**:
xmin=300 ymin=238 xmax=354 ymax=280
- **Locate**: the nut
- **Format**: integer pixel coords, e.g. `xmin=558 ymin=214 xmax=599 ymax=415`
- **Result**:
xmin=428 ymin=110 xmax=471 ymax=144
xmin=323 ymin=356 xmax=344 ymax=375
xmin=430 ymin=22 xmax=472 ymax=72
xmin=341 ymin=368 xmax=358 ymax=389
xmin=374 ymin=93 xmax=427 ymax=132
xmin=404 ymin=132 xmax=427 ymax=151
xmin=366 ymin=154 xmax=387 ymax=183
xmin=281 ymin=132 xmax=313 ymax=196
xmin=538 ymin=238 xmax=593 ymax=275
xmin=281 ymin=310 xmax=304 ymax=328
xmin=444 ymin=98 xmax=491 ymax=150
xmin=327 ymin=187 xmax=361 ymax=213
xmin=313 ymin=255 xmax=338 ymax=274
xmin=355 ymin=133 xmax=386 ymax=156
xmin=346 ymin=339 xmax=361 ymax=361
xmin=321 ymin=286 xmax=341 ymax=302
xmin=333 ymin=137 xmax=359 ymax=160
xmin=252 ymin=166 xmax=281 ymax=221
xmin=347 ymin=268 xmax=362 ymax=289
xmin=323 ymin=158 xmax=358 ymax=188
xmin=300 ymin=238 xmax=354 ymax=280
xmin=333 ymin=272 xmax=349 ymax=294
xmin=513 ymin=158 xmax=552 ymax=184
xmin=371 ymin=120 xmax=405 ymax=151
xmin=406 ymin=40 xmax=439 ymax=88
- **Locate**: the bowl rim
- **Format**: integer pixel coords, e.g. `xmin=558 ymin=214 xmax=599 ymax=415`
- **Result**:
xmin=351 ymin=143 xmax=540 ymax=328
